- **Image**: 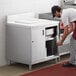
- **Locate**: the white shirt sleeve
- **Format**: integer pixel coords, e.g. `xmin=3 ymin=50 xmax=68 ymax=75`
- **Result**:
xmin=61 ymin=11 xmax=69 ymax=26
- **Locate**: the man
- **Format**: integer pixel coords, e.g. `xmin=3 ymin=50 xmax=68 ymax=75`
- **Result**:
xmin=51 ymin=5 xmax=76 ymax=67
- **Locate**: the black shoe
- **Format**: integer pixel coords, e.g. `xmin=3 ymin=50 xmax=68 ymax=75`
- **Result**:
xmin=62 ymin=62 xmax=75 ymax=67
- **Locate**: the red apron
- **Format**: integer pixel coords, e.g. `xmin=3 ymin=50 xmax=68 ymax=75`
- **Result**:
xmin=72 ymin=22 xmax=76 ymax=40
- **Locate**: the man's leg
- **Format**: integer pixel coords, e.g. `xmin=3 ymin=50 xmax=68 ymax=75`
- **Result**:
xmin=62 ymin=37 xmax=76 ymax=67
xmin=69 ymin=37 xmax=76 ymax=65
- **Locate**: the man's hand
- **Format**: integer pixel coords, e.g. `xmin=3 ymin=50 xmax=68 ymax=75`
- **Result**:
xmin=56 ymin=40 xmax=63 ymax=46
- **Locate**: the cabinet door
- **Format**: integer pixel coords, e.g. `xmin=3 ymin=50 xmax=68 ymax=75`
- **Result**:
xmin=31 ymin=27 xmax=46 ymax=62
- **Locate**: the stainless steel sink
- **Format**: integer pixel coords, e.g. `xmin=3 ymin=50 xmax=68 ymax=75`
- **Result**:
xmin=39 ymin=13 xmax=60 ymax=21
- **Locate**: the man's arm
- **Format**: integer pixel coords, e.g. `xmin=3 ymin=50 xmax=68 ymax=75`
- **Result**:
xmin=57 ymin=23 xmax=74 ymax=46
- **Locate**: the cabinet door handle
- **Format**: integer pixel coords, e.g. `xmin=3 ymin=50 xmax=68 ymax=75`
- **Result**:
xmin=42 ymin=30 xmax=44 ymax=35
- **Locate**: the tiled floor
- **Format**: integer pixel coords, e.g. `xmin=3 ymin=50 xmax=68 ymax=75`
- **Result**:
xmin=0 ymin=54 xmax=69 ymax=76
